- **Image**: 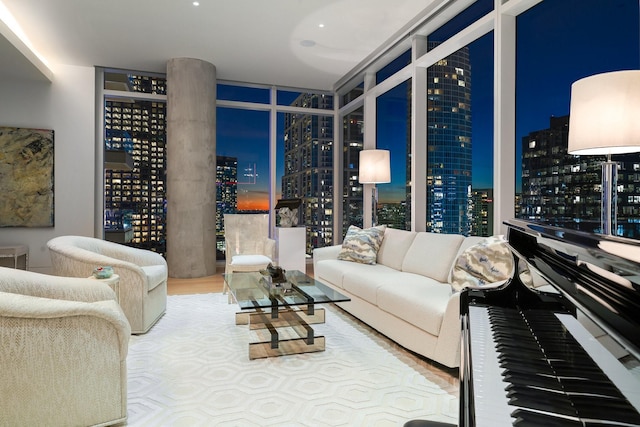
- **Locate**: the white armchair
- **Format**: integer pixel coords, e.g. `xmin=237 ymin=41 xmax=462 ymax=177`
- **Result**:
xmin=47 ymin=235 xmax=167 ymax=334
xmin=224 ymin=213 xmax=275 ymax=274
xmin=0 ymin=267 xmax=130 ymax=426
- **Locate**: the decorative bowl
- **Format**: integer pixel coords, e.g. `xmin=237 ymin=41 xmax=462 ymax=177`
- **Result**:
xmin=92 ymin=266 xmax=114 ymax=279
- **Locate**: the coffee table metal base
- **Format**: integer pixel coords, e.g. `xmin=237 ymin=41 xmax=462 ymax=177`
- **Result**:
xmin=237 ymin=305 xmax=327 ymax=360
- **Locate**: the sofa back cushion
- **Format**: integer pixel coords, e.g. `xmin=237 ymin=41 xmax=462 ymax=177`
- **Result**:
xmin=402 ymin=232 xmax=465 ymax=282
xmin=376 ymin=228 xmax=417 ymax=270
xmin=337 ymin=225 xmax=386 ymax=265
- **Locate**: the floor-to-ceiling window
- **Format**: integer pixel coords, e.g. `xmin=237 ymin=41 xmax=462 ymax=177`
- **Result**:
xmin=377 ymin=80 xmax=412 ymax=230
xmin=102 ymin=70 xmax=167 ymax=254
xmin=516 ymin=0 xmax=640 ymax=237
xmin=278 ymin=92 xmax=335 ymax=254
xmin=101 ymin=2 xmax=640 ymax=254
xmin=216 ymin=106 xmax=270 ymax=257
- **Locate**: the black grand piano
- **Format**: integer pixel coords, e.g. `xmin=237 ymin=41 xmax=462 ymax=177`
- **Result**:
xmin=459 ymin=219 xmax=640 ymax=426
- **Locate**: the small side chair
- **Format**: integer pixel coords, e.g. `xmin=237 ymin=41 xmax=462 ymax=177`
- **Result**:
xmin=223 ymin=213 xmax=275 ymax=275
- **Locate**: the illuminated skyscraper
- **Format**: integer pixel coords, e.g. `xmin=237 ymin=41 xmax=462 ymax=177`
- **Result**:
xmin=282 ymin=93 xmax=334 ymax=253
xmin=427 ymin=45 xmax=472 ymax=235
xmin=216 ymin=155 xmax=238 ymax=254
xmin=520 ymin=115 xmax=640 ymax=237
xmin=103 ymin=72 xmax=167 ymax=254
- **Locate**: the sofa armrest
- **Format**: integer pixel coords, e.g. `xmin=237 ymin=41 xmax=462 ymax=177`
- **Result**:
xmin=312 ymin=245 xmax=342 ymax=272
xmin=433 ymin=290 xmax=462 ymax=368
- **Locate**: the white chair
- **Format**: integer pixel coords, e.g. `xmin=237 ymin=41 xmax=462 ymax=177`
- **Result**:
xmin=224 ymin=213 xmax=275 ymax=274
xmin=0 ymin=267 xmax=130 ymax=426
xmin=47 ymin=235 xmax=167 ymax=334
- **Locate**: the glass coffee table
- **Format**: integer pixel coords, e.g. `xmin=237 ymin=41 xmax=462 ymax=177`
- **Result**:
xmin=223 ymin=269 xmax=350 ymax=359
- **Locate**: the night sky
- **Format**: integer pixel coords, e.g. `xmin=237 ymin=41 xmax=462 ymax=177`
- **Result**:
xmin=216 ymin=0 xmax=640 ymax=209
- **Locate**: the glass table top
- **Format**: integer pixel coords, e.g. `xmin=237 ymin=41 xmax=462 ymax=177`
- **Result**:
xmin=223 ymin=270 xmax=350 ymax=310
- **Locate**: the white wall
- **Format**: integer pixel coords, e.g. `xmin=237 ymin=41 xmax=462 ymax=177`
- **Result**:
xmin=0 ymin=64 xmax=96 ymax=273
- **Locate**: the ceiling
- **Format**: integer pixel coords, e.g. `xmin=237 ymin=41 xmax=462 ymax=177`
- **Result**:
xmin=0 ymin=0 xmax=437 ymax=91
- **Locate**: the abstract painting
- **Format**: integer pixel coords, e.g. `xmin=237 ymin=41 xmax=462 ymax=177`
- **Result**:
xmin=0 ymin=126 xmax=54 ymax=227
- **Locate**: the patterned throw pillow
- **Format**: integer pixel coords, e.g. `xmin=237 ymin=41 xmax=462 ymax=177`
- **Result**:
xmin=451 ymin=235 xmax=514 ymax=292
xmin=338 ymin=225 xmax=387 ymax=265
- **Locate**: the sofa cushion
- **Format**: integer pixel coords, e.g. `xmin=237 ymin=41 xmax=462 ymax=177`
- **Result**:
xmin=450 ymin=235 xmax=513 ymax=292
xmin=402 ymin=233 xmax=465 ymax=282
xmin=337 ymin=225 xmax=386 ymax=265
xmin=377 ymin=273 xmax=453 ymax=336
xmin=314 ymin=259 xmax=350 ymax=289
xmin=376 ymin=228 xmax=417 ymax=270
xmin=341 ymin=264 xmax=403 ymax=305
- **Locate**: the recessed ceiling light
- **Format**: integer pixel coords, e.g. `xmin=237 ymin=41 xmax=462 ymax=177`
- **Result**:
xmin=301 ymin=40 xmax=316 ymax=47
xmin=318 ymin=23 xmax=325 ymax=28
xmin=192 ymin=1 xmax=200 ymax=6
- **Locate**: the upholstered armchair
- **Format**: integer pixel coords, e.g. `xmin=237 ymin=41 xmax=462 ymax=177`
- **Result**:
xmin=224 ymin=213 xmax=275 ymax=274
xmin=0 ymin=267 xmax=130 ymax=426
xmin=47 ymin=235 xmax=167 ymax=334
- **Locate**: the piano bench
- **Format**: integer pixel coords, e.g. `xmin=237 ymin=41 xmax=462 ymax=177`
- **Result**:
xmin=404 ymin=421 xmax=455 ymax=427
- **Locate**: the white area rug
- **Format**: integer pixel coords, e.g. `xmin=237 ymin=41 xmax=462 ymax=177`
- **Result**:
xmin=126 ymin=293 xmax=458 ymax=426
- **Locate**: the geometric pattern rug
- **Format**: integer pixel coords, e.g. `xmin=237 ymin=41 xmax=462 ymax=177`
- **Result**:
xmin=125 ymin=293 xmax=459 ymax=426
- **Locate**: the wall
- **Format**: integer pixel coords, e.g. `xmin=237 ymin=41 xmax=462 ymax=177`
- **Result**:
xmin=0 ymin=64 xmax=96 ymax=273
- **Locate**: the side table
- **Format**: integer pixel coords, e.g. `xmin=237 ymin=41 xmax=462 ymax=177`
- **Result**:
xmin=0 ymin=245 xmax=29 ymax=270
xmin=88 ymin=274 xmax=120 ymax=300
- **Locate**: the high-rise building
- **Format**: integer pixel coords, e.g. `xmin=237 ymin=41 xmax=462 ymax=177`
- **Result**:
xmin=342 ymin=104 xmax=364 ymax=234
xmin=216 ymin=155 xmax=238 ymax=255
xmin=471 ymin=188 xmax=493 ymax=237
xmin=520 ymin=115 xmax=640 ymax=237
xmin=426 ymin=45 xmax=473 ymax=235
xmin=282 ymin=94 xmax=334 ymax=253
xmin=103 ymin=73 xmax=167 ymax=254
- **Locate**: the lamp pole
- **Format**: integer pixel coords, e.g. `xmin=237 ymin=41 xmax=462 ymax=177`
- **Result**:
xmin=601 ymin=157 xmax=617 ymax=235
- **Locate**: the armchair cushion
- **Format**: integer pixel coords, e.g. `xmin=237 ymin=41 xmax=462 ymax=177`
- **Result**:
xmin=231 ymin=254 xmax=272 ymax=267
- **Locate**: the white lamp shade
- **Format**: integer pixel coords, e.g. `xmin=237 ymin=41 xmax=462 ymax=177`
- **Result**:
xmin=359 ymin=149 xmax=391 ymax=184
xmin=568 ymin=70 xmax=640 ymax=155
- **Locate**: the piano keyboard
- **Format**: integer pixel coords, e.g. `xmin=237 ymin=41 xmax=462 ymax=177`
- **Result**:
xmin=469 ymin=305 xmax=640 ymax=426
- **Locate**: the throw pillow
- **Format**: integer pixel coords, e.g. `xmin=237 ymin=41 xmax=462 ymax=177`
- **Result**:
xmin=451 ymin=235 xmax=514 ymax=292
xmin=337 ymin=225 xmax=387 ymax=265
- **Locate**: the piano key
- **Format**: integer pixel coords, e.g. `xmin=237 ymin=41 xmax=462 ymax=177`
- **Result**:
xmin=511 ymin=409 xmax=583 ymax=427
xmin=468 ymin=305 xmax=640 ymax=426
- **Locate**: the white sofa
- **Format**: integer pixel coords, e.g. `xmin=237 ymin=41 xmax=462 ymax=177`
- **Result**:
xmin=313 ymin=227 xmax=493 ymax=369
xmin=47 ymin=235 xmax=167 ymax=334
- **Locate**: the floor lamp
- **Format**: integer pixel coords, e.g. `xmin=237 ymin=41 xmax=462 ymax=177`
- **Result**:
xmin=568 ymin=70 xmax=640 ymax=235
xmin=359 ymin=149 xmax=391 ymax=227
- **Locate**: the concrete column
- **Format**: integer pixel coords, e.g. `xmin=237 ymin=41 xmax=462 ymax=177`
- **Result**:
xmin=166 ymin=58 xmax=217 ymax=278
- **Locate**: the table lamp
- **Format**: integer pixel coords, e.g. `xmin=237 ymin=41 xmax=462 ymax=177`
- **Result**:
xmin=568 ymin=70 xmax=640 ymax=235
xmin=359 ymin=149 xmax=391 ymax=227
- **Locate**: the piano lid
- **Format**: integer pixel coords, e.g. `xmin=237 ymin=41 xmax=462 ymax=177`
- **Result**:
xmin=504 ymin=219 xmax=640 ymax=361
